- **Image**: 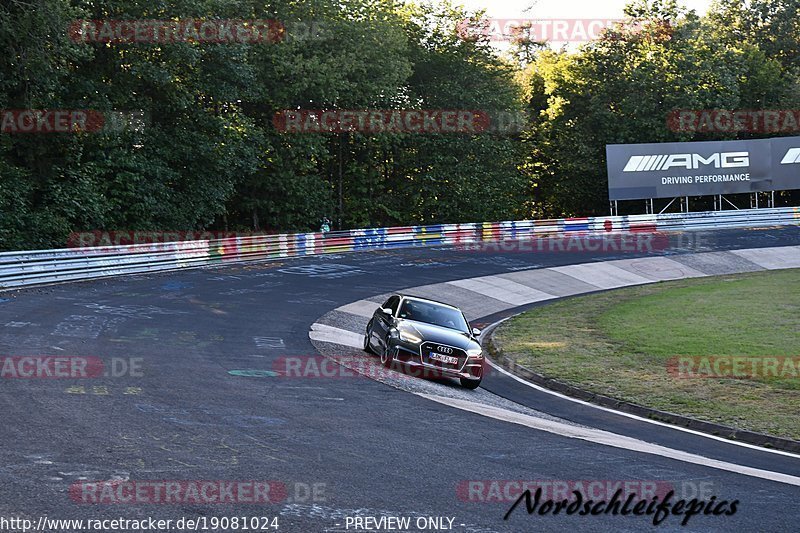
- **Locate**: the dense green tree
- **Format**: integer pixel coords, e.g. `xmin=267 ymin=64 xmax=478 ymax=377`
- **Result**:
xmin=1 ymin=0 xmax=798 ymax=249
xmin=521 ymin=0 xmax=800 ymax=216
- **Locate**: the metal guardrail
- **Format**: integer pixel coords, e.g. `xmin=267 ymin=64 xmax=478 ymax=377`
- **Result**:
xmin=0 ymin=206 xmax=798 ymax=289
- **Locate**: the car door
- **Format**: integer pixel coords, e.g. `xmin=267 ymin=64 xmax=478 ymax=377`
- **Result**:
xmin=372 ymin=295 xmax=400 ymax=350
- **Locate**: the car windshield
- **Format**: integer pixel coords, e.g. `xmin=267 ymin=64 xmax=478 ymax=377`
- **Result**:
xmin=397 ymin=299 xmax=469 ymax=333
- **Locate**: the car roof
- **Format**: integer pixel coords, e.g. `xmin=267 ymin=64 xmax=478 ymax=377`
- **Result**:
xmin=395 ymin=294 xmax=461 ymax=312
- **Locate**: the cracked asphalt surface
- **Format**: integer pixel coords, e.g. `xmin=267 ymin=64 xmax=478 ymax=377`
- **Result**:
xmin=1 ymin=227 xmax=799 ymax=532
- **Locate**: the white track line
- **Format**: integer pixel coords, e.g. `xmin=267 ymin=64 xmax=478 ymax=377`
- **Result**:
xmin=484 ymin=312 xmax=800 ymax=460
xmin=310 ymin=320 xmax=800 ymax=484
xmin=420 ymin=393 xmax=800 ymax=486
xmin=311 ymin=313 xmax=800 ymax=464
xmin=487 ymin=355 xmax=800 ymax=460
xmin=308 ymin=243 xmax=800 ymax=477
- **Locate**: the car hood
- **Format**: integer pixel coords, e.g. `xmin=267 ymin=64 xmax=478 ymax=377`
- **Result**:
xmin=396 ymin=319 xmax=478 ymax=350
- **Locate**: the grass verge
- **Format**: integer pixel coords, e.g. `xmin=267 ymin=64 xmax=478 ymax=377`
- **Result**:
xmin=493 ymin=269 xmax=800 ymax=440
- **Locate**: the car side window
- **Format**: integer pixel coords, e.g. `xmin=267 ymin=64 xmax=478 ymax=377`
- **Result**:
xmin=382 ymin=296 xmax=400 ymax=316
xmin=397 ymin=300 xmax=409 ymax=319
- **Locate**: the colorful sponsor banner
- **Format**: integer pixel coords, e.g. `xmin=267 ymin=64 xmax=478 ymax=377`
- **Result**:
xmin=352 ymin=228 xmax=386 ymax=250
xmin=456 ymin=232 xmax=669 ymax=254
xmin=481 ymin=222 xmax=501 ymax=242
xmin=627 ymin=214 xmax=657 ymax=232
xmin=533 ymin=219 xmax=562 ymax=234
xmin=384 ymin=226 xmax=414 ymax=248
xmin=564 ymin=217 xmax=590 ymax=232
xmin=590 ymin=217 xmax=625 ymax=232
xmin=414 ymin=225 xmax=445 ymax=245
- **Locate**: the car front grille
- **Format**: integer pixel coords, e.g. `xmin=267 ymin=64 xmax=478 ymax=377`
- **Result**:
xmin=420 ymin=341 xmax=467 ymax=371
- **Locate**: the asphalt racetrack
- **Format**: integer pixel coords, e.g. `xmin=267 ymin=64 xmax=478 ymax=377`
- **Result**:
xmin=1 ymin=226 xmax=799 ymax=533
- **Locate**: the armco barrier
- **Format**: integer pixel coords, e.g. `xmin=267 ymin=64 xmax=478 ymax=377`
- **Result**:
xmin=0 ymin=207 xmax=798 ymax=290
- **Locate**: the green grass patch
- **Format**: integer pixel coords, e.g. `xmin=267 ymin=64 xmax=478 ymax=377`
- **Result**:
xmin=493 ymin=269 xmax=800 ymax=440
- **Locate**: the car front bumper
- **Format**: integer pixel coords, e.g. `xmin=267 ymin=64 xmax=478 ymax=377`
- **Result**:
xmin=389 ymin=341 xmax=483 ymax=381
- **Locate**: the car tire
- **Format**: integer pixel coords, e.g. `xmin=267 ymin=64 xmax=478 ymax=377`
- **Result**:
xmin=380 ymin=344 xmax=394 ymax=368
xmin=363 ymin=320 xmax=374 ymax=354
xmin=460 ymin=378 xmax=481 ymax=390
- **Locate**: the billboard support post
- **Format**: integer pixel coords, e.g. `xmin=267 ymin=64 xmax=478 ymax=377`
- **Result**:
xmin=720 ymin=195 xmax=739 ymax=210
xmin=658 ymin=197 xmax=677 ymax=214
xmin=751 ymin=192 xmax=771 ymax=209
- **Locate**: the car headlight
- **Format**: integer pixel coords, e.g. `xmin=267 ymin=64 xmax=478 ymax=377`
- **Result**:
xmin=467 ymin=348 xmax=483 ymax=358
xmin=398 ymin=330 xmax=423 ymax=344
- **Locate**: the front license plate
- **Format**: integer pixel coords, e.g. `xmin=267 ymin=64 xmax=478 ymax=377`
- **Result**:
xmin=429 ymin=352 xmax=458 ymax=365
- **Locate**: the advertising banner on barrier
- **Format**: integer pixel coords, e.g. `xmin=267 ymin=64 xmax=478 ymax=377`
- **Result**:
xmin=605 ymin=136 xmax=800 ymax=200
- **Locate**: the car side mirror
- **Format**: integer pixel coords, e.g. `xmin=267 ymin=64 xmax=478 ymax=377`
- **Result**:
xmin=380 ymin=308 xmax=393 ymax=317
xmin=472 ymin=328 xmax=482 ymax=337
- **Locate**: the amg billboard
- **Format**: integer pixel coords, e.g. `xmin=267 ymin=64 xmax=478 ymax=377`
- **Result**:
xmin=606 ymin=136 xmax=800 ymax=200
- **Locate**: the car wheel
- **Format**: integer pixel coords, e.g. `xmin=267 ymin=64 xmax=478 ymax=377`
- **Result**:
xmin=380 ymin=344 xmax=395 ymax=368
xmin=460 ymin=378 xmax=481 ymax=390
xmin=363 ymin=320 xmax=374 ymax=354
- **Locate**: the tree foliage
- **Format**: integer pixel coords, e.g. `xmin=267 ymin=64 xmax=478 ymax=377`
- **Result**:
xmin=522 ymin=0 xmax=800 ymax=216
xmin=0 ymin=0 xmax=798 ymax=249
